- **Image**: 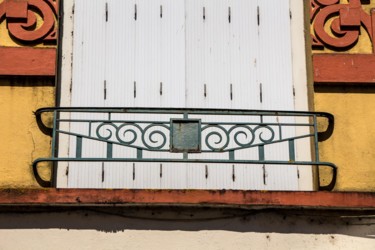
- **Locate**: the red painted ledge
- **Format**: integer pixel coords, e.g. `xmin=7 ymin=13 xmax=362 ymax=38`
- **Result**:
xmin=313 ymin=54 xmax=375 ymax=83
xmin=0 ymin=189 xmax=375 ymax=210
xmin=0 ymin=47 xmax=56 ymax=76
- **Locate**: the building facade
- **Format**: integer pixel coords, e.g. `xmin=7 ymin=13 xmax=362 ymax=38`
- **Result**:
xmin=0 ymin=0 xmax=375 ymax=249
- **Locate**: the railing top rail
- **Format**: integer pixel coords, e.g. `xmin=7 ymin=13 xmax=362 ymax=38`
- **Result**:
xmin=35 ymin=107 xmax=334 ymax=141
xmin=34 ymin=107 xmax=334 ymax=119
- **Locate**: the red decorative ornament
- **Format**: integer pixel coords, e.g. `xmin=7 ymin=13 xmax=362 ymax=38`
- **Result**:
xmin=311 ymin=0 xmax=375 ymax=52
xmin=0 ymin=0 xmax=58 ymax=44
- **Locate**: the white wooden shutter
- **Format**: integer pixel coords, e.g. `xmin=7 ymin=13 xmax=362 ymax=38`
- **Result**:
xmin=60 ymin=0 xmax=310 ymax=190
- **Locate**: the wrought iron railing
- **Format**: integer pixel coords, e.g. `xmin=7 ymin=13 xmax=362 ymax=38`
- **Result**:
xmin=33 ymin=107 xmax=337 ymax=190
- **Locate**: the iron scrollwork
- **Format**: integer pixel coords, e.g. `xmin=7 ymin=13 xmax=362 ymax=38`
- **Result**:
xmin=33 ymin=107 xmax=337 ymax=190
xmin=202 ymin=124 xmax=275 ymax=152
xmin=96 ymin=122 xmax=170 ymax=151
xmin=95 ymin=122 xmax=278 ymax=153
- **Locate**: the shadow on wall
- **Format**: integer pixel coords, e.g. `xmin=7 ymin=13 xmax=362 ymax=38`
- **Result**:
xmin=0 ymin=207 xmax=374 ymax=239
xmin=0 ymin=77 xmax=55 ymax=87
xmin=314 ymin=85 xmax=375 ymax=94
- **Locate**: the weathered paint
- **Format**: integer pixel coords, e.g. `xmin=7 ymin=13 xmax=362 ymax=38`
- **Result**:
xmin=314 ymin=87 xmax=375 ymax=191
xmin=0 ymin=78 xmax=54 ymax=188
xmin=310 ymin=1 xmax=375 ymax=191
xmin=0 ymin=189 xmax=375 ymax=209
xmin=0 ymin=0 xmax=56 ymax=188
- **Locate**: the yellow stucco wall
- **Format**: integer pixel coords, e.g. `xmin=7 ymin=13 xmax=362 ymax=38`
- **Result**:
xmin=312 ymin=1 xmax=375 ymax=191
xmin=0 ymin=79 xmax=54 ymax=188
xmin=315 ymin=87 xmax=375 ymax=191
xmin=0 ymin=0 xmax=55 ymax=187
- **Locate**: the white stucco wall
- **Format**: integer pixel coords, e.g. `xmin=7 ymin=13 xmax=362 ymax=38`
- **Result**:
xmin=0 ymin=209 xmax=374 ymax=250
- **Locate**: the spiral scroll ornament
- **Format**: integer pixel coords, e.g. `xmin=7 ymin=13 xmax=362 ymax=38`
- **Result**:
xmin=116 ymin=123 xmax=142 ymax=145
xmin=96 ymin=122 xmax=118 ymax=141
xmin=202 ymin=125 xmax=230 ymax=151
xmin=202 ymin=124 xmax=276 ymax=152
xmin=96 ymin=122 xmax=170 ymax=151
xmin=141 ymin=124 xmax=169 ymax=150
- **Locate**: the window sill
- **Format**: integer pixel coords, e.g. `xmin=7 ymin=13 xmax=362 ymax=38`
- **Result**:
xmin=0 ymin=189 xmax=374 ymax=210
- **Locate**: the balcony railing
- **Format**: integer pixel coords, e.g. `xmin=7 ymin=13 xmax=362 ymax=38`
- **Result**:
xmin=33 ymin=107 xmax=337 ymax=190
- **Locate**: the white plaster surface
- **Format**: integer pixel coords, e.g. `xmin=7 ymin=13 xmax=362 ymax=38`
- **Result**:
xmin=0 ymin=230 xmax=374 ymax=250
xmin=0 ymin=210 xmax=374 ymax=250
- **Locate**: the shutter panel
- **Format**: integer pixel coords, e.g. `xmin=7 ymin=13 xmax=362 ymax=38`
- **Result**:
xmin=64 ymin=0 xmax=305 ymax=190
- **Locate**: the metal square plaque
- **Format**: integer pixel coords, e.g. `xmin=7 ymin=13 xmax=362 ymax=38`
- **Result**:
xmin=170 ymin=119 xmax=201 ymax=153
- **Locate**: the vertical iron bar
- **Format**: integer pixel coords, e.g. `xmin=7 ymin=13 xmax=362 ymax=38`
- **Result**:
xmin=229 ymin=150 xmax=235 ymax=160
xmin=107 ymin=142 xmax=113 ymax=159
xmin=313 ymin=115 xmax=319 ymax=162
xmin=51 ymin=110 xmax=57 ymax=157
xmin=258 ymin=145 xmax=265 ymax=161
xmin=51 ymin=109 xmax=59 ymax=187
xmin=76 ymin=136 xmax=82 ymax=158
xmin=88 ymin=121 xmax=92 ymax=137
xmin=137 ymin=149 xmax=143 ymax=159
xmin=288 ymin=139 xmax=295 ymax=162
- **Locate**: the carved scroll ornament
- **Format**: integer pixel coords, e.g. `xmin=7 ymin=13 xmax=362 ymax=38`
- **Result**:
xmin=311 ymin=0 xmax=375 ymax=52
xmin=0 ymin=0 xmax=58 ymax=44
